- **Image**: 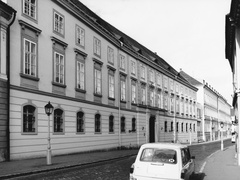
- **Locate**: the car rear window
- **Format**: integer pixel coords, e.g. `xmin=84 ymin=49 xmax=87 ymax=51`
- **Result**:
xmin=140 ymin=148 xmax=177 ymax=164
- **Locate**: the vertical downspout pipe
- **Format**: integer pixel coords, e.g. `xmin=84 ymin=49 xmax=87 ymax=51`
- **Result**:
xmin=6 ymin=11 xmax=16 ymax=161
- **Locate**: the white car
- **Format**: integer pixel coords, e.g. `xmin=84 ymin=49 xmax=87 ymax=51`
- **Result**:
xmin=130 ymin=143 xmax=195 ymax=180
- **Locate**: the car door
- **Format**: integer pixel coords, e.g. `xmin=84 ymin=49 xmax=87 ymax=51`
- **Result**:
xmin=181 ymin=148 xmax=194 ymax=180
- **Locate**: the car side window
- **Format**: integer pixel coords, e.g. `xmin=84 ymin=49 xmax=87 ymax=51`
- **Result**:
xmin=181 ymin=148 xmax=191 ymax=167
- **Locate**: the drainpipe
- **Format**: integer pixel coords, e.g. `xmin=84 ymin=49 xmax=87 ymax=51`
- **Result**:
xmin=118 ymin=41 xmax=123 ymax=149
xmin=6 ymin=11 xmax=17 ymax=161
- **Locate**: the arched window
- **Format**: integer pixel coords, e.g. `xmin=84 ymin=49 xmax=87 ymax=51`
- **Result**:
xmin=109 ymin=115 xmax=114 ymax=133
xmin=95 ymin=113 xmax=101 ymax=133
xmin=121 ymin=116 xmax=125 ymax=133
xmin=132 ymin=118 xmax=136 ymax=132
xmin=77 ymin=111 xmax=84 ymax=133
xmin=23 ymin=105 xmax=36 ymax=133
xmin=54 ymin=109 xmax=63 ymax=132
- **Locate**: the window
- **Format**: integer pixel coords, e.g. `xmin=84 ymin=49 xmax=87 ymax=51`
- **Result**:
xmin=141 ymin=85 xmax=146 ymax=105
xmin=95 ymin=113 xmax=101 ymax=133
xmin=164 ymin=93 xmax=168 ymax=110
xmin=24 ymin=39 xmax=36 ymax=77
xmin=140 ymin=148 xmax=177 ymax=164
xmin=171 ymin=122 xmax=173 ymax=132
xmin=131 ymin=118 xmax=136 ymax=132
xmin=121 ymin=116 xmax=125 ymax=133
xmin=157 ymin=93 xmax=161 ymax=108
xmin=131 ymin=82 xmax=136 ymax=104
xmin=108 ymin=73 xmax=114 ymax=98
xmin=77 ymin=111 xmax=84 ymax=133
xmin=95 ymin=68 xmax=102 ymax=95
xmin=120 ymin=55 xmax=125 ymax=70
xmin=164 ymin=121 xmax=167 ymax=132
xmin=54 ymin=109 xmax=64 ymax=133
xmin=76 ymin=25 xmax=85 ymax=47
xmin=176 ymin=122 xmax=179 ymax=132
xmin=76 ymin=61 xmax=85 ymax=90
xmin=181 ymin=123 xmax=184 ymax=132
xmin=149 ymin=70 xmax=154 ymax=83
xmin=150 ymin=90 xmax=154 ymax=106
xmin=93 ymin=37 xmax=101 ymax=57
xmin=107 ymin=47 xmax=114 ymax=64
xmin=120 ymin=77 xmax=126 ymax=101
xmin=23 ymin=105 xmax=36 ymax=133
xmin=181 ymin=148 xmax=191 ymax=167
xmin=193 ymin=124 xmax=196 ymax=132
xmin=54 ymin=52 xmax=65 ymax=84
xmin=157 ymin=74 xmax=161 ymax=86
xmin=140 ymin=64 xmax=145 ymax=80
xmin=170 ymin=96 xmax=174 ymax=112
xmin=164 ymin=77 xmax=168 ymax=90
xmin=23 ymin=0 xmax=37 ymax=19
xmin=131 ymin=61 xmax=136 ymax=75
xmin=186 ymin=123 xmax=188 ymax=132
xmin=109 ymin=115 xmax=114 ymax=133
xmin=53 ymin=10 xmax=64 ymax=36
xmin=176 ymin=98 xmax=180 ymax=113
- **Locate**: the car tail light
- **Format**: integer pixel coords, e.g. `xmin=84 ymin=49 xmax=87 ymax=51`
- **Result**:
xmin=130 ymin=163 xmax=134 ymax=174
xmin=181 ymin=169 xmax=187 ymax=179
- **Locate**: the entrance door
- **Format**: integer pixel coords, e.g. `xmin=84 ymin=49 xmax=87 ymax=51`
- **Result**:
xmin=149 ymin=116 xmax=155 ymax=143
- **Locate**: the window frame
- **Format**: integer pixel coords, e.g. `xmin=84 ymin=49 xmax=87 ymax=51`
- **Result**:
xmin=23 ymin=38 xmax=37 ymax=77
xmin=54 ymin=51 xmax=65 ymax=85
xmin=121 ymin=116 xmax=126 ymax=133
xmin=108 ymin=73 xmax=115 ymax=99
xmin=76 ymin=111 xmax=85 ymax=133
xmin=76 ymin=60 xmax=85 ymax=90
xmin=107 ymin=46 xmax=114 ymax=65
xmin=22 ymin=0 xmax=37 ymax=21
xmin=131 ymin=118 xmax=136 ymax=132
xmin=109 ymin=115 xmax=114 ymax=133
xmin=22 ymin=104 xmax=37 ymax=134
xmin=93 ymin=37 xmax=101 ymax=58
xmin=119 ymin=54 xmax=125 ymax=70
xmin=53 ymin=9 xmax=65 ymax=37
xmin=76 ymin=25 xmax=85 ymax=48
xmin=131 ymin=81 xmax=136 ymax=104
xmin=95 ymin=113 xmax=101 ymax=133
xmin=120 ymin=76 xmax=126 ymax=101
xmin=53 ymin=108 xmax=64 ymax=134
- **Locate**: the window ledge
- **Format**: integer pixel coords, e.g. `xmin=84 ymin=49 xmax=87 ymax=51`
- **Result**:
xmin=20 ymin=73 xmax=40 ymax=81
xmin=94 ymin=93 xmax=102 ymax=97
xmin=52 ymin=82 xmax=67 ymax=88
xmin=75 ymin=88 xmax=86 ymax=93
xmin=108 ymin=97 xmax=115 ymax=101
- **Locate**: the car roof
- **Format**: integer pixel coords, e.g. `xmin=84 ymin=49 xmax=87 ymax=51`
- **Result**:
xmin=140 ymin=143 xmax=188 ymax=150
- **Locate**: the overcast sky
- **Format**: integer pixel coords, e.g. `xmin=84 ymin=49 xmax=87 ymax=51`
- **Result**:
xmin=79 ymin=0 xmax=233 ymax=103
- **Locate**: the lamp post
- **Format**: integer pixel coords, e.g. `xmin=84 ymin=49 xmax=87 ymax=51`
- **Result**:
xmin=44 ymin=101 xmax=54 ymax=165
xmin=220 ymin=122 xmax=224 ymax=151
xmin=189 ymin=128 xmax=192 ymax=145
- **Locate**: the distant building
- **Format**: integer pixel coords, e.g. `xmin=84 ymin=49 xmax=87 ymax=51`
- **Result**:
xmin=4 ymin=0 xmax=198 ymax=160
xmin=0 ymin=1 xmax=16 ymax=162
xmin=180 ymin=70 xmax=232 ymax=142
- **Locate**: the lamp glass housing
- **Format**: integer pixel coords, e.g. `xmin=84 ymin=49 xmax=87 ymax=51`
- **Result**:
xmin=45 ymin=101 xmax=53 ymax=116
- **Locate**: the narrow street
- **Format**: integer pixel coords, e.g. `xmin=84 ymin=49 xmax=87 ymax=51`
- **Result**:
xmin=9 ymin=139 xmax=233 ymax=180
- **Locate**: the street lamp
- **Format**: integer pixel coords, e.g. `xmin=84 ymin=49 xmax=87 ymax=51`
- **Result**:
xmin=44 ymin=101 xmax=54 ymax=165
xmin=220 ymin=122 xmax=224 ymax=151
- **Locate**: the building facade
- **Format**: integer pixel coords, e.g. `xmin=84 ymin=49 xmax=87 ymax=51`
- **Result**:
xmin=5 ymin=0 xmax=198 ymax=160
xmin=0 ymin=1 xmax=16 ymax=162
xmin=179 ymin=71 xmax=232 ymax=142
xmin=226 ymin=0 xmax=240 ymax=166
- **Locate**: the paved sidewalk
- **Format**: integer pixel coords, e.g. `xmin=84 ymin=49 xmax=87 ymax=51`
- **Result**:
xmin=0 ymin=149 xmax=138 ymax=179
xmin=203 ymin=145 xmax=240 ymax=180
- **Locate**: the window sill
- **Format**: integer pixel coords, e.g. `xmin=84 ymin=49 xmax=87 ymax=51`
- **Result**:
xmin=76 ymin=132 xmax=85 ymax=135
xmin=108 ymin=97 xmax=115 ymax=101
xmin=94 ymin=93 xmax=102 ymax=97
xmin=52 ymin=82 xmax=67 ymax=88
xmin=75 ymin=88 xmax=86 ymax=93
xmin=22 ymin=132 xmax=37 ymax=135
xmin=94 ymin=132 xmax=102 ymax=134
xmin=20 ymin=73 xmax=40 ymax=81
